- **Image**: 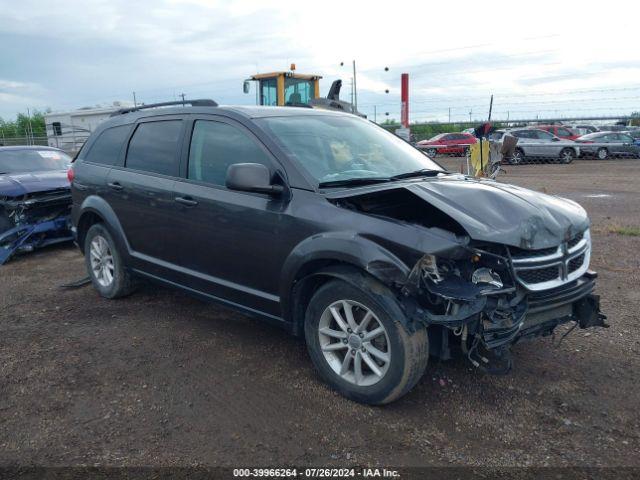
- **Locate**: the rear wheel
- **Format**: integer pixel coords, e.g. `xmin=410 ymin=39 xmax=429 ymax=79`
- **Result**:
xmin=597 ymin=147 xmax=609 ymax=160
xmin=84 ymin=223 xmax=135 ymax=299
xmin=559 ymin=148 xmax=575 ymax=164
xmin=426 ymin=148 xmax=437 ymax=157
xmin=304 ymin=279 xmax=429 ymax=405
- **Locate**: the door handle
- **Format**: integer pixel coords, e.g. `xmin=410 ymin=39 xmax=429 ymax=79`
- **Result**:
xmin=175 ymin=196 xmax=198 ymax=207
xmin=108 ymin=182 xmax=123 ymax=191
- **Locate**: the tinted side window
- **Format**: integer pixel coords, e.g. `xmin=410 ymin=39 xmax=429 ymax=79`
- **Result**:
xmin=535 ymin=130 xmax=554 ymax=140
xmin=557 ymin=128 xmax=572 ymax=136
xmin=188 ymin=120 xmax=272 ymax=186
xmin=84 ymin=125 xmax=131 ymax=165
xmin=126 ymin=120 xmax=182 ymax=176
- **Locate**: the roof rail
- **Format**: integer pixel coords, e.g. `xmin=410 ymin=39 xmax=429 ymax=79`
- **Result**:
xmin=110 ymin=99 xmax=218 ymax=116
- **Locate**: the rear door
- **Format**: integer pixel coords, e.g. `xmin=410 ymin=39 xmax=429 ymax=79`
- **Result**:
xmin=105 ymin=117 xmax=185 ymax=273
xmin=170 ymin=116 xmax=290 ymax=316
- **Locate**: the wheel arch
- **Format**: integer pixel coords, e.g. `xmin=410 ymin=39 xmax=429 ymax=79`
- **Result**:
xmin=76 ymin=195 xmax=130 ymax=259
xmin=280 ymin=233 xmax=412 ymax=335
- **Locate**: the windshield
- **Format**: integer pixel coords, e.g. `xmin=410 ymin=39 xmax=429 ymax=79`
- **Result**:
xmin=257 ymin=115 xmax=443 ymax=185
xmin=0 ymin=149 xmax=71 ymax=174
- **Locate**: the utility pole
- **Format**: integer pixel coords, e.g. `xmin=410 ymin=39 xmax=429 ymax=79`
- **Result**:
xmin=26 ymin=108 xmax=33 ymax=145
xmin=469 ymin=109 xmax=472 ymax=122
xmin=488 ymin=94 xmax=493 ymax=121
xmin=352 ymin=60 xmax=358 ymax=112
xmin=374 ymin=105 xmax=377 ymax=123
xmin=448 ymin=107 xmax=451 ymax=123
xmin=132 ymin=91 xmax=137 ymax=108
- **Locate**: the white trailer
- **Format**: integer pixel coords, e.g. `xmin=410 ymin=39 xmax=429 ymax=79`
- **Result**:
xmin=45 ymin=102 xmax=133 ymax=154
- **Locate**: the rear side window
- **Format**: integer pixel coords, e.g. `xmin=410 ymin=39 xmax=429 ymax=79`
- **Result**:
xmin=188 ymin=120 xmax=272 ymax=186
xmin=126 ymin=120 xmax=182 ymax=176
xmin=84 ymin=125 xmax=131 ymax=165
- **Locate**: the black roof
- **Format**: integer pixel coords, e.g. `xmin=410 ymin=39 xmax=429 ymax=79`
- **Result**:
xmin=98 ymin=103 xmax=350 ymax=131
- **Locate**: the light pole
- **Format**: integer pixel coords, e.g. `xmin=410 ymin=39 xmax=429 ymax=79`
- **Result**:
xmin=340 ymin=61 xmax=358 ymax=111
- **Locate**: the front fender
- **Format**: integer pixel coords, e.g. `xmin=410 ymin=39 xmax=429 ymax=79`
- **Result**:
xmin=280 ymin=231 xmax=411 ymax=324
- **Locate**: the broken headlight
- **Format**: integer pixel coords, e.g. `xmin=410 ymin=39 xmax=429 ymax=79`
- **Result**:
xmin=471 ymin=268 xmax=503 ymax=289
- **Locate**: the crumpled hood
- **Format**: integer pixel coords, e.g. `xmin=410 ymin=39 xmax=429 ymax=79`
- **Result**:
xmin=330 ymin=174 xmax=589 ymax=250
xmin=0 ymin=170 xmax=70 ymax=197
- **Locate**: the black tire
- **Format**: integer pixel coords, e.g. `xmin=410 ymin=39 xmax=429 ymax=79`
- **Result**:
xmin=84 ymin=223 xmax=136 ymax=299
xmin=463 ymin=146 xmax=470 ymax=156
xmin=596 ymin=147 xmax=609 ymax=160
xmin=508 ymin=148 xmax=525 ymax=165
xmin=426 ymin=148 xmax=437 ymax=157
xmin=559 ymin=148 xmax=575 ymax=164
xmin=304 ymin=278 xmax=429 ymax=405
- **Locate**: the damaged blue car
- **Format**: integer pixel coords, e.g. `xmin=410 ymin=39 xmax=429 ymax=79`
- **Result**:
xmin=0 ymin=146 xmax=74 ymax=264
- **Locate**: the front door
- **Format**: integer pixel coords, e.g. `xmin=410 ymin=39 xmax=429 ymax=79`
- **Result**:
xmin=171 ymin=117 xmax=291 ymax=317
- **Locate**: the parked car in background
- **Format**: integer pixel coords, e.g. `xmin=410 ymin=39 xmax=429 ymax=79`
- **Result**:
xmin=598 ymin=124 xmax=628 ymax=132
xmin=566 ymin=124 xmax=599 ymax=136
xmin=622 ymin=128 xmax=640 ymax=144
xmin=69 ymin=101 xmax=605 ymax=404
xmin=416 ymin=132 xmax=477 ymax=157
xmin=575 ymin=132 xmax=640 ymax=159
xmin=490 ymin=128 xmax=580 ymax=164
xmin=536 ymin=124 xmax=581 ymax=140
xmin=0 ymin=146 xmax=73 ymax=264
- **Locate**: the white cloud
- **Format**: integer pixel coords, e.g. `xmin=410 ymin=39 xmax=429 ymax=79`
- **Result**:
xmin=0 ymin=0 xmax=638 ymax=121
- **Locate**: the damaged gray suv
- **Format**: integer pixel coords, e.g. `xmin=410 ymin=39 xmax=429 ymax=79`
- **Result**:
xmin=70 ymin=100 xmax=607 ymax=405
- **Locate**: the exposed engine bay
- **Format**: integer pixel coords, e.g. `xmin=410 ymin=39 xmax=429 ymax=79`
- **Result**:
xmin=0 ymin=188 xmax=73 ymax=264
xmin=330 ymin=183 xmax=608 ymax=374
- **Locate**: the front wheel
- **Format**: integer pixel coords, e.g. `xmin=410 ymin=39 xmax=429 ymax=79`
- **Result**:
xmin=508 ymin=148 xmax=525 ymax=165
xmin=426 ymin=148 xmax=437 ymax=157
xmin=304 ymin=278 xmax=429 ymax=405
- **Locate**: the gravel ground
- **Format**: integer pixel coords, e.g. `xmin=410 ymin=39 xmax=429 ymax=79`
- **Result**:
xmin=1 ymin=158 xmax=639 ymax=468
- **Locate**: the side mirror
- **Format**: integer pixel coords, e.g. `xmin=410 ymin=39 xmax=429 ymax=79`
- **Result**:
xmin=243 ymin=81 xmax=250 ymax=94
xmin=226 ymin=163 xmax=283 ymax=195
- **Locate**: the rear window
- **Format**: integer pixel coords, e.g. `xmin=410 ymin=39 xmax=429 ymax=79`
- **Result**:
xmin=84 ymin=125 xmax=131 ymax=166
xmin=125 ymin=121 xmax=182 ymax=176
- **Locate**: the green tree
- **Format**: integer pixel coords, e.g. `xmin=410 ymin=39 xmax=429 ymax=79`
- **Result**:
xmin=0 ymin=110 xmax=47 ymax=139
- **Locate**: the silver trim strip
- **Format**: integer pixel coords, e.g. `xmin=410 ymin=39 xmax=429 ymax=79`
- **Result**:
xmin=512 ymin=230 xmax=591 ymax=291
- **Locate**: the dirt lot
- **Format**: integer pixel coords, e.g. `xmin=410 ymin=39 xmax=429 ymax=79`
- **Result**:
xmin=1 ymin=159 xmax=639 ymax=468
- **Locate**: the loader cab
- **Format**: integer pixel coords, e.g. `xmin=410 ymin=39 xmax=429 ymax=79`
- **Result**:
xmin=243 ymin=66 xmax=322 ymax=107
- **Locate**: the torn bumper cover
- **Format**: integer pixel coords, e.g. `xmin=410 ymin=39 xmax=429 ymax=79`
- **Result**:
xmin=0 ymin=192 xmax=73 ymax=264
xmin=399 ymin=248 xmax=607 ymax=371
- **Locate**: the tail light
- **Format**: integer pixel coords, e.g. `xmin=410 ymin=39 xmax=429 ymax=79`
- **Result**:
xmin=67 ymin=167 xmax=75 ymax=183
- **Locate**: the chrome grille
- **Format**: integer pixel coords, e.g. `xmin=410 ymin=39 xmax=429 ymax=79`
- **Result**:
xmin=510 ymin=229 xmax=591 ymax=291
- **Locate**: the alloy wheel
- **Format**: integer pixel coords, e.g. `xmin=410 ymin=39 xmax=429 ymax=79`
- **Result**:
xmin=561 ymin=149 xmax=574 ymax=163
xmin=597 ymin=148 xmax=608 ymax=160
xmin=89 ymin=235 xmax=115 ymax=287
xmin=318 ymin=299 xmax=391 ymax=387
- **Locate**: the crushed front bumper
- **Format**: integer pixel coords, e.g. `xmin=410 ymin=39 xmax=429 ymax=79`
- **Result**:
xmin=516 ymin=270 xmax=607 ymax=342
xmin=0 ymin=215 xmax=73 ymax=264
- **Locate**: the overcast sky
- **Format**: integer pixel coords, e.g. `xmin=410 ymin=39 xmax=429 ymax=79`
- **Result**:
xmin=1 ymin=0 xmax=639 ymax=123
